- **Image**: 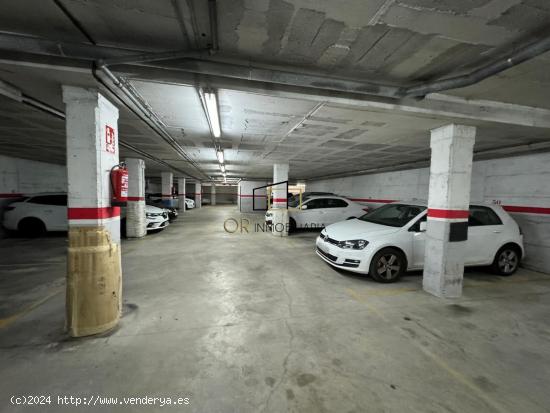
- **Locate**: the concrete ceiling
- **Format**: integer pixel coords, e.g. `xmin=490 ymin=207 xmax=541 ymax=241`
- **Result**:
xmin=0 ymin=0 xmax=550 ymax=181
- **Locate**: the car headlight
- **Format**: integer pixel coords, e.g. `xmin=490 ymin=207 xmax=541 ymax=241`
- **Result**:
xmin=146 ymin=213 xmax=156 ymax=218
xmin=338 ymin=239 xmax=369 ymax=250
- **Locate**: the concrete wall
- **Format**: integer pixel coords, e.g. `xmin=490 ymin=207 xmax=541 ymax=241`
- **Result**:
xmin=238 ymin=180 xmax=268 ymax=212
xmin=0 ymin=154 xmax=67 ymax=237
xmin=308 ymin=152 xmax=550 ymax=274
xmin=211 ymin=184 xmax=238 ymax=205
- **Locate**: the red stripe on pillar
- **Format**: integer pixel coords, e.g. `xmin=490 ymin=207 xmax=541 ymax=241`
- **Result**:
xmin=427 ymin=209 xmax=469 ymax=219
xmin=273 ymin=198 xmax=287 ymax=202
xmin=68 ymin=207 xmax=120 ymax=220
xmin=127 ymin=196 xmax=144 ymax=201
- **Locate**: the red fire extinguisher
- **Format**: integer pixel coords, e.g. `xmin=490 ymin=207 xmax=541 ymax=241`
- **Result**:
xmin=110 ymin=162 xmax=128 ymax=206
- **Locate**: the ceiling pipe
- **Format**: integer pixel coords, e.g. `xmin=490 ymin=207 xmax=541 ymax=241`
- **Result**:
xmin=2 ymin=31 xmax=550 ymax=102
xmin=0 ymin=78 xmax=190 ymax=175
xmin=47 ymin=3 xmax=209 ymax=179
xmin=402 ymin=35 xmax=550 ymax=98
xmin=208 ymin=0 xmax=219 ymax=51
xmin=93 ymin=62 xmax=208 ymax=180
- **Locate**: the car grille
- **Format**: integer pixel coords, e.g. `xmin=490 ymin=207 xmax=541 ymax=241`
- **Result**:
xmin=319 ymin=233 xmax=340 ymax=246
xmin=317 ymin=247 xmax=338 ymax=262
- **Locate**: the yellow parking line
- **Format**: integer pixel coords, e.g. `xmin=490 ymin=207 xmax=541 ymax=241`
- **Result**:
xmin=346 ymin=287 xmax=509 ymax=413
xmin=0 ymin=288 xmax=63 ymax=329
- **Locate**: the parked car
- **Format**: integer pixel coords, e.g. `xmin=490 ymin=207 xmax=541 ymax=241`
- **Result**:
xmin=143 ymin=205 xmax=170 ymax=231
xmin=265 ymin=195 xmax=368 ymax=231
xmin=316 ymin=201 xmax=524 ymax=283
xmin=184 ymin=198 xmax=195 ymax=209
xmin=146 ymin=193 xmax=195 ymax=209
xmin=2 ymin=193 xmax=169 ymax=236
xmin=146 ymin=199 xmax=178 ymax=220
xmin=287 ymin=191 xmax=335 ymax=204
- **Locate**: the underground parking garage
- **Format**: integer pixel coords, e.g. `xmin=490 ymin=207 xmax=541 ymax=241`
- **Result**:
xmin=1 ymin=0 xmax=550 ymax=411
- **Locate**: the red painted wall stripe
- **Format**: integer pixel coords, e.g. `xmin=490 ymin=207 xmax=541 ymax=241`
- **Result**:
xmin=273 ymin=198 xmax=287 ymax=202
xmin=0 ymin=193 xmax=24 ymax=198
xmin=502 ymin=205 xmax=550 ymax=215
xmin=348 ymin=198 xmax=396 ymax=203
xmin=427 ymin=209 xmax=469 ymax=219
xmin=68 ymin=207 xmax=120 ymax=220
xmin=127 ymin=196 xmax=145 ymax=201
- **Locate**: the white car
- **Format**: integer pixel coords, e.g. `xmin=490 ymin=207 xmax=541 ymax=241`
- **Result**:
xmin=2 ymin=193 xmax=169 ymax=236
xmin=184 ymin=198 xmax=195 ymax=209
xmin=146 ymin=193 xmax=195 ymax=209
xmin=143 ymin=205 xmax=169 ymax=231
xmin=316 ymin=201 xmax=524 ymax=283
xmin=265 ymin=195 xmax=368 ymax=231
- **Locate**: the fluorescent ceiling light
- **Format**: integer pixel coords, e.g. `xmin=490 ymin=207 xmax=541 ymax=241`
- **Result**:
xmin=204 ymin=91 xmax=221 ymax=138
xmin=220 ymin=164 xmax=226 ymax=173
xmin=216 ymin=150 xmax=224 ymax=164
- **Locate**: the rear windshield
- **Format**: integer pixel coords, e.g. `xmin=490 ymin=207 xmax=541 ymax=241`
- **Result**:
xmin=359 ymin=204 xmax=426 ymax=227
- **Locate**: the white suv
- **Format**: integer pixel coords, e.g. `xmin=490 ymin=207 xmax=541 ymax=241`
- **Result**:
xmin=2 ymin=193 xmax=169 ymax=236
xmin=316 ymin=201 xmax=524 ymax=283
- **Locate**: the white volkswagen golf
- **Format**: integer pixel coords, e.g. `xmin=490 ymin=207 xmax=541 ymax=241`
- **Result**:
xmin=316 ymin=201 xmax=524 ymax=283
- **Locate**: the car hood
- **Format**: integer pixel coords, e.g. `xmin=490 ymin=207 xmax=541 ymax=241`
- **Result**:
xmin=145 ymin=205 xmax=165 ymax=213
xmin=324 ymin=219 xmax=401 ymax=240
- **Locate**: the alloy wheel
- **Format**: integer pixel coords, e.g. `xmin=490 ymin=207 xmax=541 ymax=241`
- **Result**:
xmin=498 ymin=249 xmax=518 ymax=274
xmin=377 ymin=254 xmax=401 ymax=280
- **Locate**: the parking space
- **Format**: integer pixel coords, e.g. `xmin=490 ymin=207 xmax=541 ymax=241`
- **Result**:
xmin=2 ymin=206 xmax=550 ymax=412
xmin=1 ymin=1 xmax=550 ymax=411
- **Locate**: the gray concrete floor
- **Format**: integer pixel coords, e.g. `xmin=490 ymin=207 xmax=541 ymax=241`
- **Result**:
xmin=1 ymin=205 xmax=550 ymax=413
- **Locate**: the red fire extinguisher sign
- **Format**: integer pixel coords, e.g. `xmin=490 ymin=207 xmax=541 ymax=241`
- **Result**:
xmin=105 ymin=125 xmax=116 ymax=153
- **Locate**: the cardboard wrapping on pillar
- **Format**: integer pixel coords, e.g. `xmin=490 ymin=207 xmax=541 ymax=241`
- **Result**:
xmin=66 ymin=226 xmax=122 ymax=337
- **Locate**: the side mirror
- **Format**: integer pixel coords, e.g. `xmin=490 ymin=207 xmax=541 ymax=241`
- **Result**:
xmin=419 ymin=221 xmax=427 ymax=232
xmin=301 ymin=204 xmax=308 ymax=210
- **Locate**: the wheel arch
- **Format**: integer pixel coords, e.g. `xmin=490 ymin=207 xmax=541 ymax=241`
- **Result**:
xmin=369 ymin=245 xmax=410 ymax=270
xmin=17 ymin=216 xmax=47 ymax=231
xmin=498 ymin=242 xmax=523 ymax=260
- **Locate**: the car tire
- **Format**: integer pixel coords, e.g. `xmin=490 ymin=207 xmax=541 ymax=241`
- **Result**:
xmin=491 ymin=244 xmax=521 ymax=276
xmin=288 ymin=217 xmax=297 ymax=233
xmin=18 ymin=217 xmax=46 ymax=237
xmin=369 ymin=248 xmax=406 ymax=283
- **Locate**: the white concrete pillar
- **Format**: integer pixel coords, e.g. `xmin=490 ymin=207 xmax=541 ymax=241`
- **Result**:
xmin=178 ymin=177 xmax=186 ymax=211
xmin=125 ymin=158 xmax=146 ymax=238
xmin=161 ymin=171 xmax=174 ymax=207
xmin=211 ymin=184 xmax=216 ymax=206
xmin=63 ymin=86 xmax=122 ymax=337
xmin=195 ymin=182 xmax=202 ymax=208
xmin=423 ymin=124 xmax=476 ymax=298
xmin=272 ymin=163 xmax=289 ymax=209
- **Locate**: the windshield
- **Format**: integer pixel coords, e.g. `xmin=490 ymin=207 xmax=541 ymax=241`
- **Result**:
xmin=359 ymin=204 xmax=426 ymax=227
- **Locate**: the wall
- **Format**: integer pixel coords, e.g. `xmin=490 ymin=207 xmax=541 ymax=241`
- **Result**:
xmin=0 ymin=154 xmax=67 ymax=237
xmin=308 ymin=152 xmax=550 ymax=274
xmin=238 ymin=180 xmax=269 ymax=212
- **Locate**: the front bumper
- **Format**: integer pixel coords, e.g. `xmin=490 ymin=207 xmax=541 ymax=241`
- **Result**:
xmin=315 ymin=235 xmax=370 ymax=274
xmin=147 ymin=216 xmax=169 ymax=231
